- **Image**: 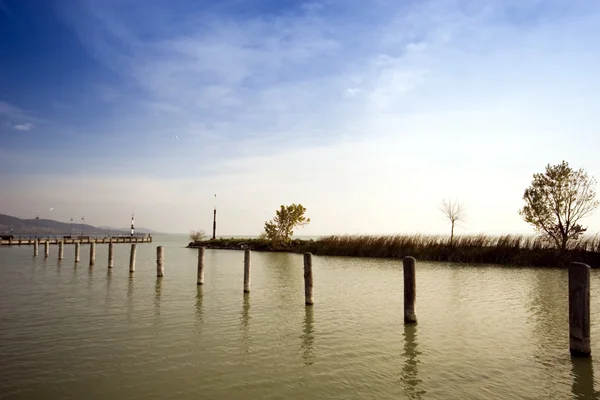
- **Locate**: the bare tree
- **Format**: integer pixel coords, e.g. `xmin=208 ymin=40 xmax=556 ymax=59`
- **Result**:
xmin=440 ymin=199 xmax=465 ymax=246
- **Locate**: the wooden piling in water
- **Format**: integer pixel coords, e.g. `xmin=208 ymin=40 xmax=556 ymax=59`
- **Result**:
xmin=58 ymin=241 xmax=64 ymax=260
xmin=75 ymin=243 xmax=80 ymax=263
xmin=108 ymin=242 xmax=114 ymax=268
xmin=89 ymin=243 xmax=96 ymax=266
xmin=129 ymin=244 xmax=136 ymax=273
xmin=33 ymin=241 xmax=38 ymax=256
xmin=44 ymin=241 xmax=49 ymax=258
xmin=403 ymin=256 xmax=417 ymax=324
xmin=304 ymin=253 xmax=314 ymax=305
xmin=244 ymin=249 xmax=251 ymax=293
xmin=569 ymin=262 xmax=591 ymax=357
xmin=157 ymin=246 xmax=164 ymax=277
xmin=197 ymin=247 xmax=205 ymax=285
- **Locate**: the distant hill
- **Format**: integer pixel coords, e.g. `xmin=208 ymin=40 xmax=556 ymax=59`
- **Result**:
xmin=0 ymin=214 xmax=159 ymax=236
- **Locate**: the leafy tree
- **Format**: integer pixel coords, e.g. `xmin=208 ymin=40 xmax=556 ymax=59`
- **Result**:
xmin=190 ymin=229 xmax=207 ymax=242
xmin=263 ymin=204 xmax=310 ymax=245
xmin=519 ymin=161 xmax=599 ymax=251
xmin=440 ymin=199 xmax=465 ymax=246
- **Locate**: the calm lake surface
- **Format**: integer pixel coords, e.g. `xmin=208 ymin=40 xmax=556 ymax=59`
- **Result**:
xmin=1 ymin=234 xmax=600 ymax=399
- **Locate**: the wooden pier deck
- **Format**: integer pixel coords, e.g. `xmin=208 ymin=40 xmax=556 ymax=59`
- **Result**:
xmin=0 ymin=235 xmax=153 ymax=246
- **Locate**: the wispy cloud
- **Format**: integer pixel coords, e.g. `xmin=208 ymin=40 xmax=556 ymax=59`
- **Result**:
xmin=0 ymin=101 xmax=27 ymax=120
xmin=13 ymin=122 xmax=34 ymax=131
xmin=4 ymin=0 xmax=600 ymax=233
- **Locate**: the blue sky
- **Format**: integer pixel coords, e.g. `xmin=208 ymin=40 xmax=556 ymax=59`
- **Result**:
xmin=1 ymin=0 xmax=600 ymax=234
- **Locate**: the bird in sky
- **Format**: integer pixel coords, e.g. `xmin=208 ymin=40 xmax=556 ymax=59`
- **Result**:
xmin=174 ymin=135 xmax=179 ymax=140
xmin=49 ymin=207 xmax=54 ymax=211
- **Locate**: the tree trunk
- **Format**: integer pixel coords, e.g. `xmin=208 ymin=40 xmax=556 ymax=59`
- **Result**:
xmin=450 ymin=221 xmax=455 ymax=247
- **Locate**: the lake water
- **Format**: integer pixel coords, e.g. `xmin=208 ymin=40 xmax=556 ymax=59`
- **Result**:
xmin=1 ymin=234 xmax=600 ymax=399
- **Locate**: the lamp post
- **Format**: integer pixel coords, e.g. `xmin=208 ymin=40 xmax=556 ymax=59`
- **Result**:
xmin=81 ymin=217 xmax=85 ymax=237
xmin=35 ymin=215 xmax=39 ymax=238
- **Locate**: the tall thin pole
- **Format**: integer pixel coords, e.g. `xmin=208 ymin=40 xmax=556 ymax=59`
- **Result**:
xmin=131 ymin=213 xmax=135 ymax=237
xmin=212 ymin=194 xmax=217 ymax=240
xmin=69 ymin=218 xmax=73 ymax=236
xmin=81 ymin=217 xmax=85 ymax=237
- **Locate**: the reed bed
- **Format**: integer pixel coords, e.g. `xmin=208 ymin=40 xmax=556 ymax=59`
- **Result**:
xmin=306 ymin=234 xmax=600 ymax=267
xmin=190 ymin=234 xmax=600 ymax=267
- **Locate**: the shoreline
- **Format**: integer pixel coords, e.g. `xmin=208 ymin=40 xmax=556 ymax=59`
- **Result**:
xmin=188 ymin=235 xmax=600 ymax=268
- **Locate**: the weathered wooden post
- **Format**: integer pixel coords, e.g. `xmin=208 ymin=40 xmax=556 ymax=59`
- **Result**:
xmin=89 ymin=242 xmax=96 ymax=266
xmin=304 ymin=253 xmax=314 ymax=305
xmin=75 ymin=243 xmax=80 ymax=263
xmin=58 ymin=241 xmax=64 ymax=260
xmin=403 ymin=256 xmax=417 ymax=324
xmin=44 ymin=240 xmax=49 ymax=258
xmin=129 ymin=244 xmax=136 ymax=273
xmin=108 ymin=242 xmax=114 ymax=268
xmin=157 ymin=246 xmax=164 ymax=277
xmin=244 ymin=249 xmax=251 ymax=293
xmin=33 ymin=241 xmax=38 ymax=256
xmin=197 ymin=247 xmax=205 ymax=285
xmin=569 ymin=262 xmax=591 ymax=357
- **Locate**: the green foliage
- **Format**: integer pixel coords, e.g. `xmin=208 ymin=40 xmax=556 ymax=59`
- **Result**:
xmin=189 ymin=229 xmax=207 ymax=242
xmin=263 ymin=204 xmax=310 ymax=246
xmin=519 ymin=161 xmax=599 ymax=250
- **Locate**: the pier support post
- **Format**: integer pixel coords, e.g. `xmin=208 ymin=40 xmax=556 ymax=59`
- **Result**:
xmin=304 ymin=253 xmax=314 ymax=305
xmin=244 ymin=249 xmax=251 ymax=293
xmin=108 ymin=242 xmax=114 ymax=268
xmin=44 ymin=241 xmax=49 ymax=258
xmin=157 ymin=246 xmax=164 ymax=277
xmin=129 ymin=244 xmax=136 ymax=273
xmin=89 ymin=243 xmax=96 ymax=266
xmin=403 ymin=256 xmax=417 ymax=324
xmin=58 ymin=241 xmax=64 ymax=260
xmin=570 ymin=262 xmax=591 ymax=357
xmin=33 ymin=241 xmax=38 ymax=256
xmin=75 ymin=243 xmax=80 ymax=263
xmin=197 ymin=247 xmax=205 ymax=285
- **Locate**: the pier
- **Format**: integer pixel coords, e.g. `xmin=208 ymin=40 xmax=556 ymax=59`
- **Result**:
xmin=0 ymin=235 xmax=153 ymax=246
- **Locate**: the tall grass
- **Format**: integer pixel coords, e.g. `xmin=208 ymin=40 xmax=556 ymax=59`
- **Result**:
xmin=305 ymin=234 xmax=600 ymax=267
xmin=190 ymin=234 xmax=600 ymax=267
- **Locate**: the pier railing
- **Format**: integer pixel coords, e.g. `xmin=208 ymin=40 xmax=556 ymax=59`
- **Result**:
xmin=0 ymin=234 xmax=152 ymax=246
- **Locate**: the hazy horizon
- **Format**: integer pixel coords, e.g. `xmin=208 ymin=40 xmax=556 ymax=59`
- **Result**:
xmin=2 ymin=0 xmax=600 ymax=236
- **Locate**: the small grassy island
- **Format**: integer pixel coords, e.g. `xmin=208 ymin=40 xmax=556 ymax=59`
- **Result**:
xmin=188 ymin=234 xmax=600 ymax=267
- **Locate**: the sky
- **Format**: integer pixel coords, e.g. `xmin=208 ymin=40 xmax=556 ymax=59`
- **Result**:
xmin=1 ymin=0 xmax=600 ymax=235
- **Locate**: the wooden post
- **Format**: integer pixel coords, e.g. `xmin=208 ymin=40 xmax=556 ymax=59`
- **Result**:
xmin=58 ymin=241 xmax=64 ymax=260
xmin=570 ymin=262 xmax=591 ymax=357
xmin=75 ymin=243 xmax=80 ymax=263
xmin=244 ymin=249 xmax=251 ymax=293
xmin=403 ymin=256 xmax=417 ymax=324
xmin=89 ymin=242 xmax=96 ymax=266
xmin=33 ymin=241 xmax=38 ymax=256
xmin=304 ymin=253 xmax=314 ymax=305
xmin=108 ymin=242 xmax=114 ymax=268
xmin=129 ymin=244 xmax=136 ymax=273
xmin=157 ymin=246 xmax=164 ymax=277
xmin=44 ymin=240 xmax=49 ymax=258
xmin=197 ymin=247 xmax=205 ymax=285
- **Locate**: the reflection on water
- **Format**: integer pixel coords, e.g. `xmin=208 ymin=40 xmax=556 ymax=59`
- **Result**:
xmin=571 ymin=357 xmax=599 ymax=399
xmin=154 ymin=278 xmax=162 ymax=317
xmin=240 ymin=293 xmax=251 ymax=354
xmin=401 ymin=324 xmax=425 ymax=399
xmin=301 ymin=306 xmax=315 ymax=366
xmin=4 ymin=240 xmax=600 ymax=400
xmin=126 ymin=277 xmax=134 ymax=323
xmin=194 ymin=286 xmax=203 ymax=334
